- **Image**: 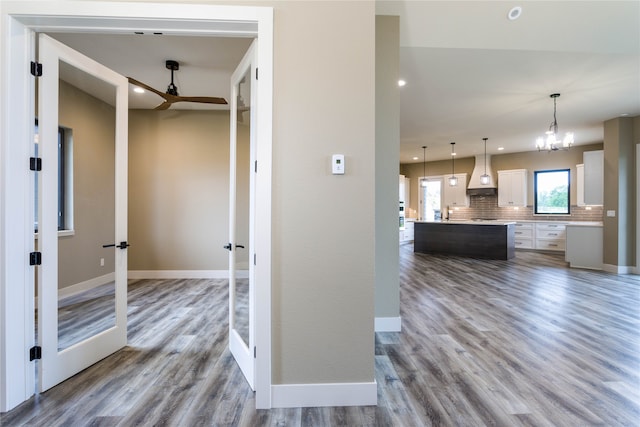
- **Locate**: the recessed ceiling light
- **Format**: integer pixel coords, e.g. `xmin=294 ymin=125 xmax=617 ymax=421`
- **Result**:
xmin=508 ymin=6 xmax=522 ymax=21
xmin=412 ymin=156 xmax=419 ymax=160
xmin=133 ymin=87 xmax=145 ymax=94
xmin=498 ymin=147 xmax=505 ymax=151
xmin=398 ymin=79 xmax=406 ymax=87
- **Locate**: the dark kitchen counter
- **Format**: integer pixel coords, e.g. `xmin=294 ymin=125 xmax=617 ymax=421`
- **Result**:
xmin=414 ymin=220 xmax=516 ymax=260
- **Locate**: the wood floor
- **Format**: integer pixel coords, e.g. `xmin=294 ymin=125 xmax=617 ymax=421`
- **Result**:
xmin=3 ymin=247 xmax=639 ymax=426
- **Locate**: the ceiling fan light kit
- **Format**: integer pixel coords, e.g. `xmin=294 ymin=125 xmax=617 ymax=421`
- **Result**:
xmin=536 ymin=93 xmax=574 ymax=152
xmin=127 ymin=59 xmax=228 ymax=110
xmin=165 ymin=59 xmax=180 ymax=96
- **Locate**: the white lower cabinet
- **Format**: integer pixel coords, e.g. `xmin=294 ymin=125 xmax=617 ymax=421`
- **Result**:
xmin=535 ymin=223 xmax=566 ymax=251
xmin=513 ymin=223 xmax=534 ymax=249
xmin=565 ymin=225 xmax=603 ymax=269
xmin=400 ymin=221 xmax=415 ymax=242
xmin=514 ymin=222 xmax=566 ymax=252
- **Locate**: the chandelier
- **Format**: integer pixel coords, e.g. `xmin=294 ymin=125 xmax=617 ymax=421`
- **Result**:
xmin=536 ymin=93 xmax=574 ymax=151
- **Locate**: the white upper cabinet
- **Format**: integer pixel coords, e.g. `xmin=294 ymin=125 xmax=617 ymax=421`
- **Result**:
xmin=443 ymin=173 xmax=469 ymax=207
xmin=498 ymin=169 xmax=527 ymax=207
xmin=576 ymin=164 xmax=585 ymax=207
xmin=583 ymin=150 xmax=604 ymax=206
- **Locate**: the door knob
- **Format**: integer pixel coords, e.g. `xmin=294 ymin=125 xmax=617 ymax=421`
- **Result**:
xmin=224 ymin=243 xmax=245 ymax=251
xmin=102 ymin=241 xmax=130 ymax=249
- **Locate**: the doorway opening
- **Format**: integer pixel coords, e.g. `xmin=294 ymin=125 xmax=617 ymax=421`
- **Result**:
xmin=1 ymin=2 xmax=273 ymax=412
xmin=419 ymin=177 xmax=443 ymax=221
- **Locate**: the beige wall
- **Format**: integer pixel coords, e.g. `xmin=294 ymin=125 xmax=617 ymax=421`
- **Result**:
xmin=57 ymin=80 xmax=115 ymax=289
xmin=401 ymin=144 xmax=604 ymax=215
xmin=128 ymin=110 xmax=247 ymax=271
xmin=375 ymin=15 xmax=400 ymax=321
xmin=268 ymin=0 xmax=375 ymax=385
xmin=603 ymin=117 xmax=637 ymax=268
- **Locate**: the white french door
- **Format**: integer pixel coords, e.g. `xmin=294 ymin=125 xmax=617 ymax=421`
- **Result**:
xmin=228 ymin=39 xmax=258 ymax=390
xmin=37 ymin=34 xmax=128 ymax=392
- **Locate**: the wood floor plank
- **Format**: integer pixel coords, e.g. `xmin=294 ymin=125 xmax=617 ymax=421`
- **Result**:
xmin=3 ymin=250 xmax=639 ymax=426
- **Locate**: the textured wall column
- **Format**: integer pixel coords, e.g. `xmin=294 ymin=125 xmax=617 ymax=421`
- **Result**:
xmin=603 ymin=116 xmax=637 ymax=271
xmin=374 ymin=15 xmax=400 ymax=330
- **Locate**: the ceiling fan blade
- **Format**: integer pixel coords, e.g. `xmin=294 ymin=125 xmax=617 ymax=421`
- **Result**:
xmin=127 ymin=77 xmax=168 ymax=99
xmin=154 ymin=101 xmax=173 ymax=110
xmin=174 ymin=96 xmax=228 ymax=105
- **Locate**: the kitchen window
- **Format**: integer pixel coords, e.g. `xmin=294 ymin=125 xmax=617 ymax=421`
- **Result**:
xmin=534 ymin=169 xmax=570 ymax=215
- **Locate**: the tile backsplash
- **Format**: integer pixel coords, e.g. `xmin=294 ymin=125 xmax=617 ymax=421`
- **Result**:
xmin=447 ymin=195 xmax=603 ymax=222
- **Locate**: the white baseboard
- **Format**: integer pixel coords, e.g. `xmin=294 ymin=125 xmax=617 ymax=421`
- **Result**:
xmin=128 ymin=270 xmax=248 ymax=279
xmin=271 ymin=381 xmax=377 ymax=408
xmin=59 ymin=272 xmax=115 ymax=299
xmin=602 ymin=264 xmax=634 ymax=274
xmin=375 ymin=316 xmax=402 ymax=332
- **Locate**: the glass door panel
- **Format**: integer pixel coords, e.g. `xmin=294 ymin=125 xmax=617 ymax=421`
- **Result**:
xmin=228 ymin=39 xmax=257 ymax=390
xmin=234 ymin=70 xmax=251 ymax=347
xmin=419 ymin=178 xmax=443 ymax=221
xmin=56 ymin=60 xmax=117 ymax=351
xmin=37 ymin=34 xmax=128 ymax=392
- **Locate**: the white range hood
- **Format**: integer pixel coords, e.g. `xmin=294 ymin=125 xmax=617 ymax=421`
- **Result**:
xmin=467 ymin=154 xmax=497 ymax=196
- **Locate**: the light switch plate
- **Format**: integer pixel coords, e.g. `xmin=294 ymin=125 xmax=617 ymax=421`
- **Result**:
xmin=606 ymin=210 xmax=616 ymax=217
xmin=332 ymin=154 xmax=345 ymax=174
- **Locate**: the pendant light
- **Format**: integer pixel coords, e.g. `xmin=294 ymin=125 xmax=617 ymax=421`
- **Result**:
xmin=420 ymin=145 xmax=427 ymax=187
xmin=535 ymin=93 xmax=574 ymax=151
xmin=480 ymin=137 xmax=490 ymax=185
xmin=448 ymin=142 xmax=458 ymax=186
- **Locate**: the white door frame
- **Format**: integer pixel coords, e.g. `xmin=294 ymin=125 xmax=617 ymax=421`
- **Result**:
xmin=0 ymin=1 xmax=273 ymax=412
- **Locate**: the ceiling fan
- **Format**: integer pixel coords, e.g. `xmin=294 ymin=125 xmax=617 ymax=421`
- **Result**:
xmin=127 ymin=60 xmax=228 ymax=110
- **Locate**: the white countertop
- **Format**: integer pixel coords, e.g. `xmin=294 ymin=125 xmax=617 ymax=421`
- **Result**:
xmin=411 ymin=218 xmax=603 ymax=226
xmin=415 ymin=219 xmax=516 ymax=226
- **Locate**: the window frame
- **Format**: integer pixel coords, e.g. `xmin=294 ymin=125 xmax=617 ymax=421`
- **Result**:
xmin=533 ymin=168 xmax=571 ymax=215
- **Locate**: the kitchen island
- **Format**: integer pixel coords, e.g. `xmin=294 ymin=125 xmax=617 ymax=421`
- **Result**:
xmin=414 ymin=220 xmax=516 ymax=260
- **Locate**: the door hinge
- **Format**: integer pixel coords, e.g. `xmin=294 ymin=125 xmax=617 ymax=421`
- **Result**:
xmin=254 ymin=253 xmax=256 ymax=265
xmin=29 ymin=252 xmax=42 ymax=266
xmin=30 ymin=157 xmax=42 ymax=171
xmin=255 ymin=67 xmax=258 ymax=80
xmin=254 ymin=346 xmax=256 ymax=358
xmin=30 ymin=61 xmax=42 ymax=77
xmin=254 ymin=160 xmax=257 ymax=173
xmin=30 ymin=346 xmax=42 ymax=361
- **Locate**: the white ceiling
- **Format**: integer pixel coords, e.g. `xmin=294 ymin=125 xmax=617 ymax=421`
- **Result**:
xmin=50 ymin=33 xmax=253 ymax=111
xmin=51 ymin=1 xmax=640 ymax=162
xmin=378 ymin=0 xmax=640 ymax=162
